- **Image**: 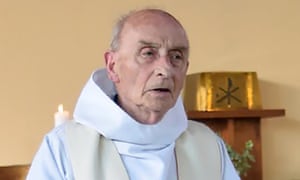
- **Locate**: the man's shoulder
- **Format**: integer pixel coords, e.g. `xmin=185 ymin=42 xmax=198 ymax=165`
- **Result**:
xmin=177 ymin=120 xmax=220 ymax=147
xmin=185 ymin=120 xmax=218 ymax=138
xmin=44 ymin=120 xmax=93 ymax=146
xmin=44 ymin=122 xmax=68 ymax=143
xmin=175 ymin=120 xmax=223 ymax=179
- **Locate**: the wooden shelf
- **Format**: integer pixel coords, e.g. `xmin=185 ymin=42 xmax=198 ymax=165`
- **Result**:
xmin=186 ymin=108 xmax=285 ymax=180
xmin=187 ymin=109 xmax=285 ymax=119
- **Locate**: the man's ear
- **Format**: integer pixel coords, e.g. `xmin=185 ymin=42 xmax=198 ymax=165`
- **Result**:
xmin=104 ymin=51 xmax=120 ymax=82
xmin=185 ymin=60 xmax=190 ymax=72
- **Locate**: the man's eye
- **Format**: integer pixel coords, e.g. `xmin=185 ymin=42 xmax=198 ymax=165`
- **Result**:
xmin=169 ymin=51 xmax=186 ymax=67
xmin=170 ymin=52 xmax=183 ymax=61
xmin=172 ymin=54 xmax=183 ymax=60
xmin=143 ymin=51 xmax=154 ymax=57
xmin=140 ymin=48 xmax=157 ymax=59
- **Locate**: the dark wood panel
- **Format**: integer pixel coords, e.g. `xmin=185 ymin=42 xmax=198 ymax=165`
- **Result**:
xmin=188 ymin=109 xmax=285 ymax=180
xmin=188 ymin=109 xmax=285 ymax=119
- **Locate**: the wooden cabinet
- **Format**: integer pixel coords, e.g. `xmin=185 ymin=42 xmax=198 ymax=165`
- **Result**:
xmin=187 ymin=109 xmax=285 ymax=180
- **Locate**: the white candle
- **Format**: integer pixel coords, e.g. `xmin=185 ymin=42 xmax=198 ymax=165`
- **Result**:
xmin=54 ymin=104 xmax=70 ymax=127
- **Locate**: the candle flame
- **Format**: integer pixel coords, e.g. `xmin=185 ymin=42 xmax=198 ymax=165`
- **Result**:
xmin=58 ymin=104 xmax=64 ymax=112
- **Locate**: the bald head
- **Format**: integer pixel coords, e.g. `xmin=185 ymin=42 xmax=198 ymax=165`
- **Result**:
xmin=104 ymin=8 xmax=190 ymax=124
xmin=110 ymin=9 xmax=189 ymax=53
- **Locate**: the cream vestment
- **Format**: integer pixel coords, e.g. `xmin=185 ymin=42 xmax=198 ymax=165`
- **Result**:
xmin=66 ymin=120 xmax=221 ymax=180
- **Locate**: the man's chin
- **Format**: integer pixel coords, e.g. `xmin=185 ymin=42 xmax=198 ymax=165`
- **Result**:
xmin=148 ymin=102 xmax=174 ymax=113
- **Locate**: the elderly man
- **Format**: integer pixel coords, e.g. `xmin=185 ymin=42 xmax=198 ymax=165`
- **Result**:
xmin=27 ymin=8 xmax=240 ymax=180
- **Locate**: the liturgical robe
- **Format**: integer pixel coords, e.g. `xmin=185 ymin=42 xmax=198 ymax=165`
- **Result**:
xmin=27 ymin=68 xmax=240 ymax=180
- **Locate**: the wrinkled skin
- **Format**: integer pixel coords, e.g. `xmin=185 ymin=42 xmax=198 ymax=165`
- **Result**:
xmin=105 ymin=10 xmax=189 ymax=124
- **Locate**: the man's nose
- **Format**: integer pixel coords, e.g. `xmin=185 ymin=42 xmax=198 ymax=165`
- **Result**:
xmin=154 ymin=56 xmax=172 ymax=78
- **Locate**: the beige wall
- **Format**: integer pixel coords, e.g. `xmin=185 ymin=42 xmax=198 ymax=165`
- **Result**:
xmin=1 ymin=0 xmax=299 ymax=179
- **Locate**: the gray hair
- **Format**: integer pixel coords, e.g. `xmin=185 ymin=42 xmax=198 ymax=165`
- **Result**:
xmin=109 ymin=8 xmax=188 ymax=52
xmin=109 ymin=13 xmax=130 ymax=51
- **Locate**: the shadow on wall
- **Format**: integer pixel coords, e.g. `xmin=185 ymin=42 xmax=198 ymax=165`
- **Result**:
xmin=259 ymin=79 xmax=300 ymax=179
xmin=259 ymin=78 xmax=300 ymax=148
xmin=259 ymin=79 xmax=299 ymax=119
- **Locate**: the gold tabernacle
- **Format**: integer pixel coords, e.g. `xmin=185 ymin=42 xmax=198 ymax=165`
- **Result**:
xmin=182 ymin=72 xmax=262 ymax=111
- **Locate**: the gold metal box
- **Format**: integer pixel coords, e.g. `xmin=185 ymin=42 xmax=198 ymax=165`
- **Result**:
xmin=182 ymin=72 xmax=262 ymax=111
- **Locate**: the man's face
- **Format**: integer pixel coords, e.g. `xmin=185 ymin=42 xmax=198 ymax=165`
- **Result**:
xmin=106 ymin=13 xmax=189 ymax=121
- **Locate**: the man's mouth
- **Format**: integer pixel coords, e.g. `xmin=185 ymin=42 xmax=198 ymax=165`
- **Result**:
xmin=152 ymin=88 xmax=171 ymax=92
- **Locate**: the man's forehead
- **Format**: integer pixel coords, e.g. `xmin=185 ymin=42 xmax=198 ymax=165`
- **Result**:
xmin=137 ymin=39 xmax=189 ymax=51
xmin=118 ymin=9 xmax=189 ymax=52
